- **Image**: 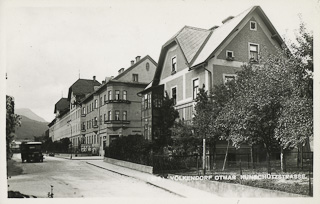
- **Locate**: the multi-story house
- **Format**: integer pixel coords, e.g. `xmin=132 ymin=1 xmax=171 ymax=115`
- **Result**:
xmin=48 ymin=98 xmax=70 ymax=141
xmin=140 ymin=6 xmax=285 ymax=141
xmin=49 ymin=78 xmax=101 ymax=145
xmin=78 ymin=55 xmax=157 ymax=156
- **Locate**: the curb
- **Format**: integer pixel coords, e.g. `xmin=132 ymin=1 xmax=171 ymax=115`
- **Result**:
xmin=86 ymin=162 xmax=186 ymax=198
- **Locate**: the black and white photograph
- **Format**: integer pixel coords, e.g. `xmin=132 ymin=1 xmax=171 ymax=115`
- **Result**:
xmin=1 ymin=0 xmax=318 ymax=203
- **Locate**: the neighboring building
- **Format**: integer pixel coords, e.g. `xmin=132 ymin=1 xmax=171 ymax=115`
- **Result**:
xmin=140 ymin=6 xmax=285 ymax=141
xmin=79 ymin=55 xmax=157 ymax=156
xmin=48 ymin=78 xmax=101 ymax=144
xmin=49 ymin=55 xmax=157 ymax=156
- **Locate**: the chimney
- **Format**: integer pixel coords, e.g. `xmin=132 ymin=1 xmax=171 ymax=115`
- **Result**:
xmin=222 ymin=16 xmax=234 ymax=24
xmin=118 ymin=68 xmax=125 ymax=74
xmin=136 ymin=56 xmax=141 ymax=63
xmin=102 ymin=80 xmax=105 ymax=84
xmin=209 ymin=25 xmax=219 ymax=30
xmin=131 ymin=60 xmax=134 ymax=66
xmin=93 ymin=76 xmax=96 ymax=81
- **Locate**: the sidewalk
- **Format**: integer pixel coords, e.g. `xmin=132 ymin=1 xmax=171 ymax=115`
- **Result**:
xmin=86 ymin=160 xmax=218 ymax=198
xmin=48 ymin=153 xmax=103 ymax=160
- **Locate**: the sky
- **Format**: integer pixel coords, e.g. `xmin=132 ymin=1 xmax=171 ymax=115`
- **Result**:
xmin=2 ymin=0 xmax=319 ymax=122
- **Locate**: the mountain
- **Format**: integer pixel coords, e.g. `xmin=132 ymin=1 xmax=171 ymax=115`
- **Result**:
xmin=15 ymin=116 xmax=49 ymax=141
xmin=16 ymin=108 xmax=47 ymax=122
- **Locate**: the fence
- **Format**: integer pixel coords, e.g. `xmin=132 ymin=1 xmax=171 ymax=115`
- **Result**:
xmin=152 ymin=151 xmax=313 ymax=175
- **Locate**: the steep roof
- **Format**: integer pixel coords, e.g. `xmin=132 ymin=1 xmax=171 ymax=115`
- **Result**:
xmin=54 ymin=98 xmax=69 ymax=114
xmin=192 ymin=6 xmax=253 ymax=66
xmin=163 ymin=26 xmax=211 ymax=65
xmin=67 ymin=79 xmax=101 ymax=101
xmin=152 ymin=6 xmax=284 ymax=86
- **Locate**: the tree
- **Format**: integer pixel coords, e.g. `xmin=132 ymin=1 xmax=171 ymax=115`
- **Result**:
xmin=171 ymin=120 xmax=200 ymax=155
xmin=154 ymin=92 xmax=179 ymax=153
xmin=274 ymin=22 xmax=313 ymax=150
xmin=6 ymin=96 xmax=21 ymax=160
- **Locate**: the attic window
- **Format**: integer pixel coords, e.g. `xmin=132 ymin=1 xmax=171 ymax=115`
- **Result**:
xmin=250 ymin=21 xmax=257 ymax=31
xmin=171 ymin=56 xmax=177 ymax=74
xmin=133 ymin=74 xmax=138 ymax=82
xmin=226 ymin=50 xmax=234 ymax=61
xmin=146 ymin=62 xmax=150 ymax=71
xmin=249 ymin=43 xmax=259 ymax=63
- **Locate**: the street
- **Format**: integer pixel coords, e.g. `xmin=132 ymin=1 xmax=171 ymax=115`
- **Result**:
xmin=7 ymin=154 xmax=182 ymax=198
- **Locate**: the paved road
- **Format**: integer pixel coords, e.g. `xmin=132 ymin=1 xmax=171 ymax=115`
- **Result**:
xmin=7 ymin=154 xmax=180 ymax=198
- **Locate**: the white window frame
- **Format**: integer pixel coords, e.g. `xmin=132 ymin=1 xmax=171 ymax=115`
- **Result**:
xmin=250 ymin=21 xmax=257 ymax=31
xmin=226 ymin=50 xmax=234 ymax=58
xmin=133 ymin=74 xmax=139 ymax=82
xmin=171 ymin=56 xmax=177 ymax=74
xmin=223 ymin=74 xmax=237 ymax=85
xmin=248 ymin=42 xmax=259 ymax=62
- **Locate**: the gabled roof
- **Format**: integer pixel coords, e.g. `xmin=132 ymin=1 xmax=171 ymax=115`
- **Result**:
xmin=113 ymin=55 xmax=157 ymax=80
xmin=67 ymin=79 xmax=101 ymax=101
xmin=152 ymin=6 xmax=285 ymax=86
xmin=54 ymin=98 xmax=69 ymax=114
xmin=163 ymin=26 xmax=211 ymax=65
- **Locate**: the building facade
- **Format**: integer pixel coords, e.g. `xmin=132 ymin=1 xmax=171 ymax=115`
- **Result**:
xmin=140 ymin=6 xmax=285 ymax=141
xmin=49 ymin=55 xmax=157 ymax=156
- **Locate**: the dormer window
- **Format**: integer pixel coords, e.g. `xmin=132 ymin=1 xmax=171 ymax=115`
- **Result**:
xmin=226 ymin=50 xmax=234 ymax=61
xmin=171 ymin=56 xmax=177 ymax=74
xmin=250 ymin=21 xmax=257 ymax=31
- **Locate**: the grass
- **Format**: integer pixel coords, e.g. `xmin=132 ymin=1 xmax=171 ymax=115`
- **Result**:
xmin=7 ymin=159 xmax=23 ymax=177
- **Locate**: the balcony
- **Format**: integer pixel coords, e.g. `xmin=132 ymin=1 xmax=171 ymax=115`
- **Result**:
xmin=104 ymin=120 xmax=130 ymax=124
xmin=105 ymin=99 xmax=131 ymax=104
xmin=81 ymin=128 xmax=86 ymax=132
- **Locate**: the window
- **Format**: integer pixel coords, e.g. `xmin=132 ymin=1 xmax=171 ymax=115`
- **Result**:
xmin=148 ymin=93 xmax=151 ymax=109
xmin=108 ymin=90 xmax=112 ymax=100
xmin=226 ymin=50 xmax=234 ymax=61
xmin=249 ymin=43 xmax=259 ymax=62
xmin=104 ymin=94 xmax=107 ymax=103
xmin=104 ymin=113 xmax=106 ymax=122
xmin=144 ymin=94 xmax=148 ymax=109
xmin=108 ymin=111 xmax=112 ymax=121
xmin=133 ymin=74 xmax=138 ymax=82
xmin=146 ymin=62 xmax=150 ymax=71
xmin=94 ymin=117 xmax=98 ymax=126
xmin=123 ymin=111 xmax=127 ymax=121
xmin=223 ymin=74 xmax=236 ymax=84
xmin=94 ymin=99 xmax=98 ymax=109
xmin=82 ymin=122 xmax=85 ymax=130
xmin=250 ymin=21 xmax=257 ymax=31
xmin=123 ymin=91 xmax=127 ymax=100
xmin=100 ymin=115 xmax=102 ymax=125
xmin=171 ymin=56 xmax=177 ymax=73
xmin=82 ymin=107 xmax=86 ymax=115
xmin=193 ymin=79 xmax=199 ymax=100
xmin=115 ymin=90 xmax=120 ymax=100
xmin=115 ymin=110 xmax=120 ymax=121
xmin=100 ymin=97 xmax=102 ymax=107
xmin=172 ymin=87 xmax=177 ymax=105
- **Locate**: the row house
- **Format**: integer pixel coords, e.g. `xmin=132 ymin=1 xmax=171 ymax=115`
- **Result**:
xmin=49 ymin=78 xmax=101 ymax=143
xmin=140 ymin=6 xmax=285 ymax=145
xmin=49 ymin=55 xmax=157 ymax=156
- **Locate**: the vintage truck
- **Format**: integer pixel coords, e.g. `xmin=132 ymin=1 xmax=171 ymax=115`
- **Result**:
xmin=20 ymin=142 xmax=44 ymax=163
